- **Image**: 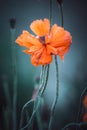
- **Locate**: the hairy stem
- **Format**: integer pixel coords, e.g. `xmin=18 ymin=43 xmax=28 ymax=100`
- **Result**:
xmin=38 ymin=65 xmax=47 ymax=93
xmin=50 ymin=0 xmax=52 ymax=26
xmin=10 ymin=28 xmax=17 ymax=130
xmin=40 ymin=65 xmax=50 ymax=97
xmin=48 ymin=56 xmax=59 ymax=130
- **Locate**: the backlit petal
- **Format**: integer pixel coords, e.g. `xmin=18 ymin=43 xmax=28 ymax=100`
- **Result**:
xmin=50 ymin=24 xmax=72 ymax=47
xmin=57 ymin=46 xmax=70 ymax=60
xmin=15 ymin=31 xmax=42 ymax=48
xmin=24 ymin=45 xmax=43 ymax=55
xmin=46 ymin=45 xmax=58 ymax=55
xmin=30 ymin=18 xmax=50 ymax=36
xmin=39 ymin=49 xmax=52 ymax=65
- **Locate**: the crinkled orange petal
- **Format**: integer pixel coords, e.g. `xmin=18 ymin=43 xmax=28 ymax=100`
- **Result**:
xmin=50 ymin=24 xmax=65 ymax=41
xmin=57 ymin=46 xmax=70 ymax=60
xmin=46 ymin=45 xmax=58 ymax=55
xmin=31 ymin=48 xmax=52 ymax=66
xmin=24 ymin=45 xmax=43 ymax=55
xmin=39 ymin=49 xmax=52 ymax=65
xmin=15 ymin=31 xmax=31 ymax=47
xmin=15 ymin=31 xmax=42 ymax=48
xmin=31 ymin=47 xmax=44 ymax=66
xmin=30 ymin=18 xmax=50 ymax=36
xmin=49 ymin=24 xmax=72 ymax=47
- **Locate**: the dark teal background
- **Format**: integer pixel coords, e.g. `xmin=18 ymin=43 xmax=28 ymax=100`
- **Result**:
xmin=0 ymin=0 xmax=87 ymax=130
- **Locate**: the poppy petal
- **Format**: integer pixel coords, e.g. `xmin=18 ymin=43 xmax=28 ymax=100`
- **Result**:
xmin=24 ymin=45 xmax=44 ymax=55
xmin=50 ymin=24 xmax=72 ymax=47
xmin=30 ymin=18 xmax=50 ymax=36
xmin=39 ymin=49 xmax=52 ymax=65
xmin=57 ymin=46 xmax=70 ymax=60
xmin=31 ymin=48 xmax=52 ymax=66
xmin=15 ymin=31 xmax=42 ymax=48
xmin=46 ymin=45 xmax=58 ymax=55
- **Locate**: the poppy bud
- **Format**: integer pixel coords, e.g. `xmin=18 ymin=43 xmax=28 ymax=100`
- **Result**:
xmin=9 ymin=18 xmax=16 ymax=29
xmin=57 ymin=0 xmax=63 ymax=5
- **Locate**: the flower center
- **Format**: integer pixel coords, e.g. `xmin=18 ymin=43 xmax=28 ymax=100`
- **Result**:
xmin=39 ymin=36 xmax=45 ymax=44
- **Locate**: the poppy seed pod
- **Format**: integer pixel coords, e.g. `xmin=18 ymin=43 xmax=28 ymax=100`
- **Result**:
xmin=10 ymin=18 xmax=16 ymax=29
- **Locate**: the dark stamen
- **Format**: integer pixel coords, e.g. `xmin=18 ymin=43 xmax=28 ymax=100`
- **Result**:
xmin=39 ymin=36 xmax=45 ymax=44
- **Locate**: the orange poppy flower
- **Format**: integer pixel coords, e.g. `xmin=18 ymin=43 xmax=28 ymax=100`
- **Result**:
xmin=83 ymin=95 xmax=87 ymax=109
xmin=15 ymin=18 xmax=72 ymax=66
xmin=83 ymin=113 xmax=87 ymax=122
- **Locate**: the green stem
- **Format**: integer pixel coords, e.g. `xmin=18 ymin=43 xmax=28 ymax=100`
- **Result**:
xmin=20 ymin=96 xmax=41 ymax=130
xmin=60 ymin=3 xmax=64 ymax=27
xmin=19 ymin=99 xmax=34 ymax=129
xmin=61 ymin=122 xmax=78 ymax=130
xmin=40 ymin=65 xmax=50 ymax=97
xmin=38 ymin=65 xmax=47 ymax=93
xmin=48 ymin=56 xmax=59 ymax=130
xmin=19 ymin=64 xmax=49 ymax=130
xmin=50 ymin=0 xmax=52 ymax=26
xmin=10 ymin=28 xmax=17 ymax=130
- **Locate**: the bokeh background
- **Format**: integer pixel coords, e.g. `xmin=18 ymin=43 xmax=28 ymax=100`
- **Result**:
xmin=0 ymin=0 xmax=87 ymax=130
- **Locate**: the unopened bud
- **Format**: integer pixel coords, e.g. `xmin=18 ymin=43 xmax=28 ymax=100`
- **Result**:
xmin=57 ymin=0 xmax=63 ymax=5
xmin=9 ymin=18 xmax=16 ymax=29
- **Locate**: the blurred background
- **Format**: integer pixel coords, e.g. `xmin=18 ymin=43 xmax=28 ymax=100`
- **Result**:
xmin=0 ymin=0 xmax=87 ymax=130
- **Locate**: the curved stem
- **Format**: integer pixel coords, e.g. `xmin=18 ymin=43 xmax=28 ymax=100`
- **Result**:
xmin=19 ymin=64 xmax=49 ymax=130
xmin=19 ymin=99 xmax=34 ymax=129
xmin=62 ymin=122 xmax=87 ymax=130
xmin=48 ymin=56 xmax=59 ymax=130
xmin=61 ymin=122 xmax=78 ymax=130
xmin=10 ymin=28 xmax=17 ymax=130
xmin=20 ymin=96 xmax=41 ymax=130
